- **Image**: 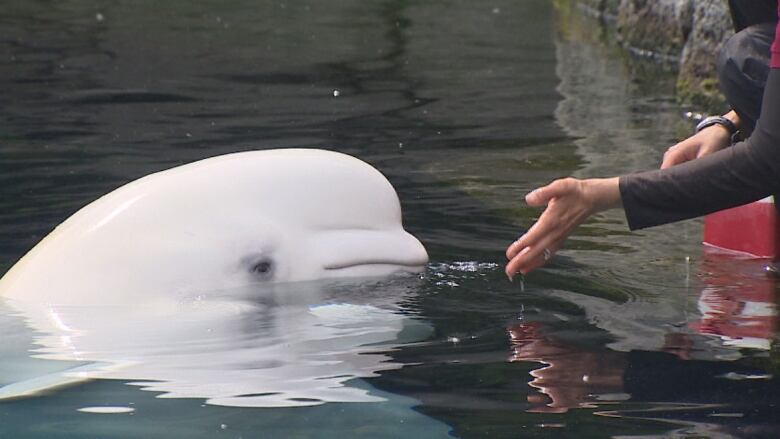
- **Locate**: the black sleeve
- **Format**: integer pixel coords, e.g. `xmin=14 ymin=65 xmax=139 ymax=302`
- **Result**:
xmin=728 ymin=0 xmax=778 ymax=32
xmin=619 ymin=68 xmax=780 ymax=230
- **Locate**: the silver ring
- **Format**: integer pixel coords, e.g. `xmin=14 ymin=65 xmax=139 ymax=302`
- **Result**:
xmin=543 ymin=248 xmax=552 ymax=261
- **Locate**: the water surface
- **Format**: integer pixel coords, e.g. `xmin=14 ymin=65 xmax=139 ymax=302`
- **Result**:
xmin=1 ymin=1 xmax=779 ymax=438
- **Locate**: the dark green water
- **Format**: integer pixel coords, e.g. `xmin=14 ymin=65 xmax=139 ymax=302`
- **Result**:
xmin=1 ymin=1 xmax=779 ymax=438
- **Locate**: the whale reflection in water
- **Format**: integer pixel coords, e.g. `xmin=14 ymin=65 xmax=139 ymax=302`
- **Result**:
xmin=0 ymin=278 xmax=431 ymax=407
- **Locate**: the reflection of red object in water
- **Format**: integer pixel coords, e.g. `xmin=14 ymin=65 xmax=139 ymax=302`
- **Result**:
xmin=689 ymin=251 xmax=778 ymax=350
xmin=703 ymin=197 xmax=780 ymax=259
xmin=689 ymin=288 xmax=776 ymax=349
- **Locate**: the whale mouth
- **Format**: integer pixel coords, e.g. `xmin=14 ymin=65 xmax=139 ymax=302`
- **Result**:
xmin=314 ymin=229 xmax=429 ymax=276
xmin=323 ymin=260 xmax=428 ymax=271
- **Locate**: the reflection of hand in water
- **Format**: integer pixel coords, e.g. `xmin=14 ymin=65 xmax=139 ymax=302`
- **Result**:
xmin=661 ymin=332 xmax=694 ymax=361
xmin=508 ymin=322 xmax=627 ymax=413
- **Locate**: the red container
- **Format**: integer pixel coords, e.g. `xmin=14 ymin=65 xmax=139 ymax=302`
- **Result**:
xmin=703 ymin=197 xmax=780 ymax=259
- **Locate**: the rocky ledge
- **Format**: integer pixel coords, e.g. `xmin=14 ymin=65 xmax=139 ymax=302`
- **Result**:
xmin=576 ymin=0 xmax=733 ymax=109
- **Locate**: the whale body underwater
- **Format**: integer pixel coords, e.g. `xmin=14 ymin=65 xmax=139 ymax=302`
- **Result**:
xmin=0 ymin=148 xmax=428 ymax=304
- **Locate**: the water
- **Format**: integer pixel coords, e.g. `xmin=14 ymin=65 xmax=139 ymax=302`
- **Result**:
xmin=1 ymin=1 xmax=778 ymax=437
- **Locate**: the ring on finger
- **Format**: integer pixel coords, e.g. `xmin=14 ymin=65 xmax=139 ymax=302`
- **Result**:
xmin=543 ymin=248 xmax=552 ymax=261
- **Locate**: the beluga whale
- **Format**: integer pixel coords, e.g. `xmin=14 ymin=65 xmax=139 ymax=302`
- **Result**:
xmin=0 ymin=148 xmax=433 ymax=407
xmin=0 ymin=148 xmax=428 ymax=304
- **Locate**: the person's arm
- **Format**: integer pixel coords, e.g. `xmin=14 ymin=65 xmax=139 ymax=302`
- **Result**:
xmin=507 ymin=14 xmax=780 ymax=277
xmin=621 ymin=68 xmax=780 ymax=230
xmin=506 ymin=68 xmax=780 ymax=277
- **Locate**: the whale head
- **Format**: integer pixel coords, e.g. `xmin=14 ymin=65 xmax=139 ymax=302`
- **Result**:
xmin=0 ymin=149 xmax=428 ymax=304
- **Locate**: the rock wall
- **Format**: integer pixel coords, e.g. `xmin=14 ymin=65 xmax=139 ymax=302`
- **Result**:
xmin=577 ymin=0 xmax=733 ymax=109
xmin=676 ymin=1 xmax=734 ymax=107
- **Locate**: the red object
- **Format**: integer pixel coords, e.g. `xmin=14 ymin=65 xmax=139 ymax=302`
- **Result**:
xmin=703 ymin=197 xmax=780 ymax=259
xmin=772 ymin=6 xmax=780 ymax=68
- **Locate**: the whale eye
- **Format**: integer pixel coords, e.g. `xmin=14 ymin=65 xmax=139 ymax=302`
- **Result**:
xmin=250 ymin=257 xmax=275 ymax=280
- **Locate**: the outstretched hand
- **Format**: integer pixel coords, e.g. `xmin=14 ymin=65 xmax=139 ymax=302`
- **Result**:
xmin=505 ymin=177 xmax=621 ymax=278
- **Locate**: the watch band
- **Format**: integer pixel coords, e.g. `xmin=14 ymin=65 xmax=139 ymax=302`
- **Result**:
xmin=695 ymin=115 xmax=738 ymax=135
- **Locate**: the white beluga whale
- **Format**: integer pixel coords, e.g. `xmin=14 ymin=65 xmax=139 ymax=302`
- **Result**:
xmin=0 ymin=148 xmax=432 ymax=407
xmin=0 ymin=148 xmax=428 ymax=304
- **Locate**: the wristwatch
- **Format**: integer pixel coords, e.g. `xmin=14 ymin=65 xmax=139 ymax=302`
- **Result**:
xmin=695 ymin=115 xmax=738 ymax=136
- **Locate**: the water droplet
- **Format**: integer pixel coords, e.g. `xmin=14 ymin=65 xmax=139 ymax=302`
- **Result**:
xmin=708 ymin=413 xmax=744 ymax=418
xmin=537 ymin=423 xmax=565 ymax=428
xmin=220 ymin=423 xmax=228 ymax=430
xmin=492 ymin=7 xmax=500 ymax=14
xmin=447 ymin=336 xmax=460 ymax=344
xmin=95 ymin=12 xmax=104 ymax=22
xmin=332 ymin=89 xmax=340 ymax=97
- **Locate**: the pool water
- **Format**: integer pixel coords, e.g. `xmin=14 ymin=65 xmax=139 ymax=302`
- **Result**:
xmin=1 ymin=1 xmax=779 ymax=438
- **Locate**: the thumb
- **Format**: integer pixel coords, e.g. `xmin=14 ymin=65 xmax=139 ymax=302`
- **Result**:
xmin=525 ymin=179 xmax=572 ymax=206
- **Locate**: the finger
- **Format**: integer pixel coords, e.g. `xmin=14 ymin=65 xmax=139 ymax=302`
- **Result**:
xmin=507 ymin=223 xmax=563 ymax=275
xmin=525 ymin=179 xmax=572 ymax=207
xmin=661 ymin=137 xmax=696 ymax=169
xmin=507 ymin=194 xmax=570 ymax=260
xmin=661 ymin=149 xmax=689 ymax=169
xmin=506 ymin=230 xmax=527 ymax=260
xmin=506 ymin=238 xmax=522 ymax=260
xmin=506 ymin=241 xmax=559 ymax=277
xmin=506 ymin=218 xmax=547 ymax=260
xmin=660 ymin=153 xmax=677 ymax=169
xmin=505 ymin=246 xmax=531 ymax=277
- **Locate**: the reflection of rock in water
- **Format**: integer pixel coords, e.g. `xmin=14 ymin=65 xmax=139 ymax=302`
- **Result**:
xmin=554 ymin=38 xmax=671 ymax=177
xmin=0 ymin=279 xmax=433 ymax=408
xmin=550 ymin=13 xmax=723 ymax=356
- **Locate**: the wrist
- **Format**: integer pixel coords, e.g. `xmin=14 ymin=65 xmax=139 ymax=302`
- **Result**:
xmin=583 ymin=177 xmax=622 ymax=212
xmin=695 ymin=115 xmax=738 ymax=137
xmin=723 ymin=110 xmax=741 ymax=131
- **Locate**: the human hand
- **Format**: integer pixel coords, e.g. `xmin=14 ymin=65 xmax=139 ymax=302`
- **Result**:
xmin=505 ymin=177 xmax=620 ymax=278
xmin=661 ymin=111 xmax=740 ymax=169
